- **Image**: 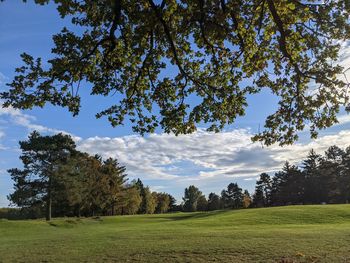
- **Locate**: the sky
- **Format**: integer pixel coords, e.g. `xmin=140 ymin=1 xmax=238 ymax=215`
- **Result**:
xmin=1 ymin=1 xmax=350 ymax=207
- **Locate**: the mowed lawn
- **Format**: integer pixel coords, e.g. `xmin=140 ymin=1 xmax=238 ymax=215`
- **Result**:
xmin=1 ymin=205 xmax=350 ymax=262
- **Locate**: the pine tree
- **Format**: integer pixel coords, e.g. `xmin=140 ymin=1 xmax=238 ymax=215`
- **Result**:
xmin=253 ymin=173 xmax=272 ymax=207
xmin=100 ymin=158 xmax=128 ymax=215
xmin=207 ymin=193 xmax=221 ymax=211
xmin=8 ymin=131 xmax=76 ymax=221
xmin=222 ymin=183 xmax=243 ymax=209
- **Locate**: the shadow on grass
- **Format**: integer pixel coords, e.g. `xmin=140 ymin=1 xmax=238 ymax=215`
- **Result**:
xmin=47 ymin=217 xmax=97 ymax=227
xmin=152 ymin=210 xmax=230 ymax=221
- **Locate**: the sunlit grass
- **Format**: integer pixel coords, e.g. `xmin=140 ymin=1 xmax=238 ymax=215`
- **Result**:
xmin=1 ymin=204 xmax=350 ymax=262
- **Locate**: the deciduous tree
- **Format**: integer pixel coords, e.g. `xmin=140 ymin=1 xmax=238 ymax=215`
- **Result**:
xmin=183 ymin=185 xmax=202 ymax=212
xmin=2 ymin=0 xmax=350 ymax=145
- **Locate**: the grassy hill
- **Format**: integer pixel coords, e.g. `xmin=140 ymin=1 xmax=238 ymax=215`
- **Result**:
xmin=1 ymin=205 xmax=350 ymax=262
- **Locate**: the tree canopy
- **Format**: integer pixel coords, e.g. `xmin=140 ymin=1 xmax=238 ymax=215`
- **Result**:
xmin=1 ymin=0 xmax=350 ymax=145
xmin=8 ymin=131 xmax=76 ymax=220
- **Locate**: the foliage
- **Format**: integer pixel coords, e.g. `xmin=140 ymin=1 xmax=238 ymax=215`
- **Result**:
xmin=134 ymin=179 xmax=157 ymax=214
xmin=116 ymin=186 xmax=142 ymax=215
xmin=8 ymin=131 xmax=76 ymax=220
xmin=252 ymin=173 xmax=272 ymax=207
xmin=155 ymin=192 xmax=171 ymax=213
xmin=183 ymin=185 xmax=202 ymax=212
xmin=252 ymin=145 xmax=350 ymax=207
xmin=207 ymin=192 xmax=221 ymax=211
xmin=242 ymin=190 xmax=252 ymax=208
xmin=2 ymin=0 xmax=350 ymax=145
xmin=221 ymin=182 xmax=243 ymax=209
xmin=196 ymin=194 xmax=208 ymax=211
xmin=7 ymin=132 xmax=174 ymax=219
xmin=0 ymin=208 xmax=42 ymax=220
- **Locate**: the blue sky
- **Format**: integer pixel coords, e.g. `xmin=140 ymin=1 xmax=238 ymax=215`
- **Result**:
xmin=1 ymin=1 xmax=350 ymax=207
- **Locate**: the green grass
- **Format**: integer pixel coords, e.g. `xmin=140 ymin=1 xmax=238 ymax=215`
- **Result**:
xmin=1 ymin=205 xmax=350 ymax=262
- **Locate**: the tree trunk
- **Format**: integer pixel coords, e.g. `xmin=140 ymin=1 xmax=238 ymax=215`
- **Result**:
xmin=46 ymin=176 xmax=52 ymax=221
xmin=112 ymin=203 xmax=115 ymax=216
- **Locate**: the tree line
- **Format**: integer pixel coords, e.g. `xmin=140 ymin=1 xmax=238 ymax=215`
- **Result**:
xmin=4 ymin=132 xmax=350 ymax=220
xmin=251 ymin=146 xmax=350 ymax=207
xmin=179 ymin=146 xmax=350 ymax=211
xmin=180 ymin=184 xmax=251 ymax=212
xmin=7 ymin=132 xmax=177 ymax=220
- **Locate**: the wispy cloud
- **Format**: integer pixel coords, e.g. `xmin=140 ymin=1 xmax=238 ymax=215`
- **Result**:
xmin=0 ymin=72 xmax=7 ymax=87
xmin=0 ymin=100 xmax=81 ymax=141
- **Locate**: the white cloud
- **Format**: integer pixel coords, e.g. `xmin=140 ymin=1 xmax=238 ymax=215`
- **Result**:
xmin=77 ymin=127 xmax=350 ymax=193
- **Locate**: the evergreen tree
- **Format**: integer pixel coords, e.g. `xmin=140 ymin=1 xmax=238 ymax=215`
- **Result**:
xmin=320 ymin=146 xmax=345 ymax=203
xmin=253 ymin=173 xmax=272 ymax=207
xmin=167 ymin=194 xmax=178 ymax=212
xmin=207 ymin=193 xmax=221 ymax=211
xmin=8 ymin=131 xmax=76 ymax=221
xmin=221 ymin=183 xmax=243 ymax=209
xmin=302 ymin=149 xmax=322 ymax=204
xmin=100 ymin=158 xmax=128 ymax=215
xmin=340 ymin=147 xmax=350 ymax=203
xmin=134 ymin=179 xmax=148 ymax=213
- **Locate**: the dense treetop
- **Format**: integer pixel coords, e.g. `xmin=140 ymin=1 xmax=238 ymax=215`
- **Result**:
xmin=1 ymin=0 xmax=350 ymax=145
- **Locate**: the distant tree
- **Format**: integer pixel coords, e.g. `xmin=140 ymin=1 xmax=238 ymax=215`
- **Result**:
xmin=155 ymin=193 xmax=170 ymax=214
xmin=252 ymin=187 xmax=265 ymax=208
xmin=302 ymin=149 xmax=322 ymax=204
xmin=242 ymin=190 xmax=252 ymax=208
xmin=82 ymin=155 xmax=112 ymax=216
xmin=134 ymin=179 xmax=147 ymax=213
xmin=252 ymin=145 xmax=350 ymax=208
xmin=253 ymin=173 xmax=272 ymax=207
xmin=134 ymin=179 xmax=159 ymax=214
xmin=167 ymin=194 xmax=178 ymax=212
xmin=220 ymin=189 xmax=229 ymax=209
xmin=207 ymin=192 xmax=221 ymax=211
xmin=270 ymin=162 xmax=305 ymax=206
xmin=142 ymin=187 xmax=156 ymax=214
xmin=320 ymin=146 xmax=345 ymax=203
xmin=183 ymin=185 xmax=202 ymax=212
xmin=24 ymin=151 xmax=129 ymax=217
xmin=196 ymin=195 xmax=208 ymax=211
xmin=340 ymin=147 xmax=350 ymax=203
xmin=8 ymin=131 xmax=76 ymax=221
xmin=55 ymin=152 xmax=99 ymax=217
xmin=221 ymin=183 xmax=243 ymax=209
xmin=100 ymin=158 xmax=128 ymax=215
xmin=117 ymin=186 xmax=142 ymax=215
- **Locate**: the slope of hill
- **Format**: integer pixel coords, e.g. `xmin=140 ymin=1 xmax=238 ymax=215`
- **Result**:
xmin=1 ymin=205 xmax=350 ymax=262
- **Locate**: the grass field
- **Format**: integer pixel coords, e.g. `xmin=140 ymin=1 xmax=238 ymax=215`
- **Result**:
xmin=1 ymin=205 xmax=350 ymax=262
